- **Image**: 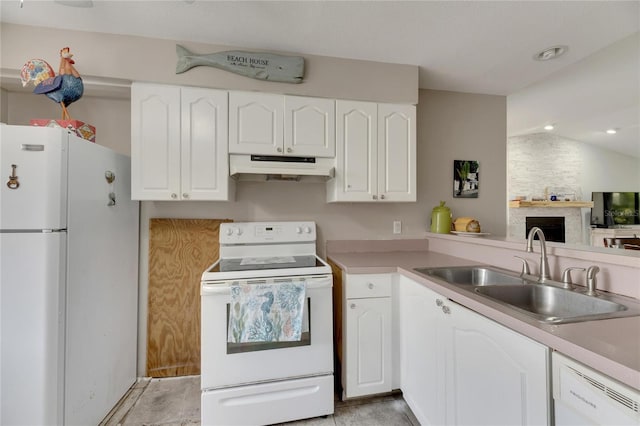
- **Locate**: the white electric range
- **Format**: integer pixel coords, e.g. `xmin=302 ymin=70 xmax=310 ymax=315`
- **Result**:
xmin=200 ymin=221 xmax=334 ymax=426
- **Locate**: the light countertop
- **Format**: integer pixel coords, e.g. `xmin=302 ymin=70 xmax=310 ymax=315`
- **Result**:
xmin=327 ymin=249 xmax=640 ymax=391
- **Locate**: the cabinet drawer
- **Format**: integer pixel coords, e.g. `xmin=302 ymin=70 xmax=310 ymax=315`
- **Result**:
xmin=346 ymin=274 xmax=391 ymax=299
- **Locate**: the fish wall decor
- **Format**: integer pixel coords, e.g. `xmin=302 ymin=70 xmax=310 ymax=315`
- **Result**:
xmin=175 ymin=45 xmax=304 ymax=84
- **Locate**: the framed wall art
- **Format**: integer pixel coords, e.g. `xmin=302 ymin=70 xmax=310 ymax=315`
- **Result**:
xmin=453 ymin=160 xmax=479 ymax=198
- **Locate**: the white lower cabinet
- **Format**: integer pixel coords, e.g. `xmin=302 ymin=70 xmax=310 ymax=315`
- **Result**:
xmin=399 ymin=275 xmax=445 ymax=425
xmin=398 ymin=275 xmax=550 ymax=425
xmin=444 ymin=297 xmax=550 ymax=425
xmin=343 ymin=274 xmax=392 ymax=399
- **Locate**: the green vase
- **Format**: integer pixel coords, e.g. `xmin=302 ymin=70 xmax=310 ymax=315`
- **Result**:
xmin=431 ymin=201 xmax=452 ymax=234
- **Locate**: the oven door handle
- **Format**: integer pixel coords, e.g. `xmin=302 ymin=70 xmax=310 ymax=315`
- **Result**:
xmin=201 ymin=275 xmax=332 ymax=295
xmin=201 ymin=283 xmax=232 ymax=295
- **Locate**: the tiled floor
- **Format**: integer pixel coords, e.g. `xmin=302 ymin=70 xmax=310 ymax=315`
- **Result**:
xmin=101 ymin=376 xmax=419 ymax=426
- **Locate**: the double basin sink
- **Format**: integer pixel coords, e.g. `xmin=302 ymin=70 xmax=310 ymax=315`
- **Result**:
xmin=413 ymin=265 xmax=640 ymax=324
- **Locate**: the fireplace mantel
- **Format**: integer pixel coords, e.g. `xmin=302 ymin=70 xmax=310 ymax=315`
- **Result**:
xmin=509 ymin=201 xmax=594 ymax=208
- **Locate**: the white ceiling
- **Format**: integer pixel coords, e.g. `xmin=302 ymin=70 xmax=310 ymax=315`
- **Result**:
xmin=1 ymin=0 xmax=639 ymax=157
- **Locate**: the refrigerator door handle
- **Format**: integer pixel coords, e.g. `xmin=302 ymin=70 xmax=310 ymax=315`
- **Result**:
xmin=21 ymin=144 xmax=45 ymax=151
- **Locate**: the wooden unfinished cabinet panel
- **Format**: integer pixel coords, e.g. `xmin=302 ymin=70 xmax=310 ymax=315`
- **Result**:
xmin=147 ymin=218 xmax=232 ymax=377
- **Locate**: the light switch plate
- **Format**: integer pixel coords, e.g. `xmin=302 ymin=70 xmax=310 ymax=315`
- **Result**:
xmin=393 ymin=221 xmax=402 ymax=234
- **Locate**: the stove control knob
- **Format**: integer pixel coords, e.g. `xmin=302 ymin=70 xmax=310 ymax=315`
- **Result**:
xmin=225 ymin=228 xmax=233 ymax=236
xmin=235 ymin=228 xmax=243 ymax=236
xmin=295 ymin=226 xmax=302 ymax=234
xmin=303 ymin=226 xmax=312 ymax=234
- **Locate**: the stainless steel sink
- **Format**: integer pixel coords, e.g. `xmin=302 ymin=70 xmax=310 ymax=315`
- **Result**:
xmin=413 ymin=266 xmax=525 ymax=286
xmin=473 ymin=284 xmax=640 ymax=323
xmin=413 ymin=265 xmax=640 ymax=324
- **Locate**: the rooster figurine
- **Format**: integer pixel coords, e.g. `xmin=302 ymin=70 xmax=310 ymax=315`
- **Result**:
xmin=21 ymin=47 xmax=84 ymax=120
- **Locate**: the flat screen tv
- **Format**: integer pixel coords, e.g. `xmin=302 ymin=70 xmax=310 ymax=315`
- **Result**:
xmin=590 ymin=192 xmax=640 ymax=227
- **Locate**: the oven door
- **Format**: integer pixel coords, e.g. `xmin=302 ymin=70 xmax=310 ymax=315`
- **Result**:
xmin=201 ymin=274 xmax=333 ymax=390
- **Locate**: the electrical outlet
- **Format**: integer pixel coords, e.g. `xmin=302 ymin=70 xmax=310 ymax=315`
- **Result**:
xmin=393 ymin=220 xmax=402 ymax=234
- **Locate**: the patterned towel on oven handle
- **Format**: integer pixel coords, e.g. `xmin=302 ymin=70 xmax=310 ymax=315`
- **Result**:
xmin=227 ymin=280 xmax=306 ymax=343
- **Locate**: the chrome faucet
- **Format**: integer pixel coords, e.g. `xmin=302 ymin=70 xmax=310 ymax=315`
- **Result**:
xmin=526 ymin=227 xmax=551 ymax=282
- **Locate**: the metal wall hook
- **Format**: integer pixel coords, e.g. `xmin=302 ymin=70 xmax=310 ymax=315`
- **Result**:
xmin=105 ymin=171 xmax=116 ymax=205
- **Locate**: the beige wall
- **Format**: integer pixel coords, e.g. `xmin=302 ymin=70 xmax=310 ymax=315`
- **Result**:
xmin=419 ymin=90 xmax=507 ymax=235
xmin=0 ymin=88 xmax=7 ymax=123
xmin=1 ymin=23 xmax=418 ymax=104
xmin=6 ymin=91 xmax=131 ymax=154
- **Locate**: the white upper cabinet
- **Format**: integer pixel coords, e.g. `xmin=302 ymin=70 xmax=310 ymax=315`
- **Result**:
xmin=229 ymin=92 xmax=335 ymax=158
xmin=284 ymin=96 xmax=336 ymax=158
xmin=332 ymin=100 xmax=377 ymax=202
xmin=131 ymin=83 xmax=233 ymax=201
xmin=229 ymin=92 xmax=284 ymax=156
xmin=131 ymin=84 xmax=181 ymax=200
xmin=131 ymin=83 xmax=413 ymax=202
xmin=328 ymin=101 xmax=416 ymax=202
xmin=180 ymin=87 xmax=233 ymax=200
xmin=377 ymin=104 xmax=416 ymax=202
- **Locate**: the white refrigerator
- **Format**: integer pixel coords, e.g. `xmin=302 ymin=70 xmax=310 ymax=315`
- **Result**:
xmin=0 ymin=125 xmax=139 ymax=425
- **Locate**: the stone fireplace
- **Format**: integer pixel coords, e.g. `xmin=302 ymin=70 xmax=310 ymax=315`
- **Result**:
xmin=507 ymin=133 xmax=590 ymax=245
xmin=509 ymin=207 xmax=585 ymax=244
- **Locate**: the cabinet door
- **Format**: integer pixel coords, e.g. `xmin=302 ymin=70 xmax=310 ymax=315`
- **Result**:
xmin=331 ymin=100 xmax=377 ymax=202
xmin=131 ymin=83 xmax=181 ymax=200
xmin=443 ymin=301 xmax=550 ymax=426
xmin=180 ymin=88 xmax=233 ymax=201
xmin=377 ymin=104 xmax=416 ymax=202
xmin=344 ymin=297 xmax=391 ymax=398
xmin=398 ymin=276 xmax=446 ymax=426
xmin=229 ymin=91 xmax=283 ymax=155
xmin=284 ymin=96 xmax=335 ymax=158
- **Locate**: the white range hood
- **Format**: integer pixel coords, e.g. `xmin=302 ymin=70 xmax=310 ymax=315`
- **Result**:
xmin=229 ymin=154 xmax=335 ymax=182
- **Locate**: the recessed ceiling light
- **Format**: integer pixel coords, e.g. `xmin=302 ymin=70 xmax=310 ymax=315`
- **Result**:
xmin=543 ymin=124 xmax=554 ymax=131
xmin=606 ymin=129 xmax=617 ymax=134
xmin=533 ymin=46 xmax=568 ymax=61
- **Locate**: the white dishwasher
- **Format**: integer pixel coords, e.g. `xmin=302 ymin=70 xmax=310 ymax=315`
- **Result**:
xmin=552 ymin=351 xmax=639 ymax=425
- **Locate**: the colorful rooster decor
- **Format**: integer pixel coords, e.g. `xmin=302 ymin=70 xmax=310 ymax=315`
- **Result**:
xmin=21 ymin=47 xmax=84 ymax=120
